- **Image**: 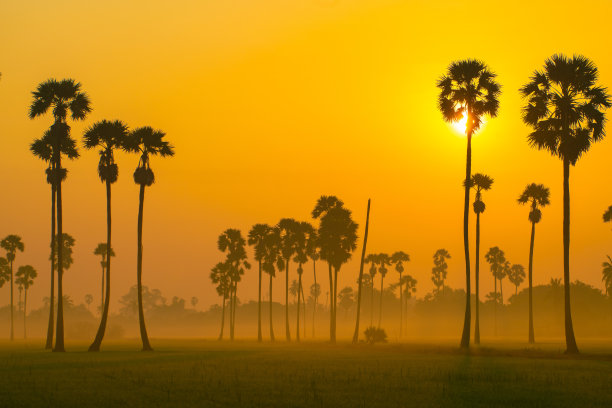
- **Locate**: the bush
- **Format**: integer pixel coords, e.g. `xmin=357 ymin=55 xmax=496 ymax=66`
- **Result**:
xmin=363 ymin=326 xmax=387 ymax=344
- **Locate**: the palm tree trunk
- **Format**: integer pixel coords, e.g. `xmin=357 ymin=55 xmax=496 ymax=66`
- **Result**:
xmin=474 ymin=211 xmax=481 ymax=345
xmin=10 ymin=260 xmax=14 ymax=341
xmin=89 ymin=180 xmax=112 ymax=351
xmin=328 ymin=262 xmax=334 ymax=341
xmin=399 ymin=271 xmax=403 ymax=339
xmin=45 ymin=183 xmax=56 ymax=349
xmin=218 ymin=292 xmax=226 ymax=340
xmin=285 ymin=260 xmax=291 ymax=341
xmin=100 ymin=264 xmax=104 ymax=313
xmin=136 ymin=184 xmax=153 ymax=351
xmin=312 ymin=260 xmax=317 ymax=339
xmin=296 ymin=270 xmax=302 ymax=342
xmin=269 ymin=273 xmax=275 ymax=341
xmin=500 ymin=279 xmax=504 ymax=305
xmin=53 ymin=156 xmax=65 ymax=352
xmin=353 ymin=199 xmax=370 ymax=344
xmin=378 ymin=275 xmax=384 ymax=328
xmin=300 ymin=282 xmax=306 ymax=339
xmin=23 ymin=288 xmax=27 ymax=339
xmin=494 ymin=278 xmax=497 ymax=336
xmin=563 ymin=158 xmax=579 ymax=353
xmin=370 ymin=278 xmax=374 ymax=327
xmin=230 ymin=284 xmax=236 ymax=341
xmin=258 ymin=260 xmax=262 ymax=342
xmin=528 ymin=221 xmax=536 ymax=344
xmin=332 ymin=267 xmax=338 ymax=343
xmin=460 ymin=133 xmax=472 ymax=349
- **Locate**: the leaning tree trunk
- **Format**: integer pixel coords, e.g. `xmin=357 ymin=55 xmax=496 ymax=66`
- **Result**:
xmin=378 ymin=275 xmax=384 ymax=328
xmin=563 ymin=158 xmax=579 ymax=353
xmin=269 ymin=273 xmax=275 ymax=341
xmin=258 ymin=260 xmax=262 ymax=342
xmin=474 ymin=211 xmax=481 ymax=345
xmin=53 ymin=156 xmax=65 ymax=352
xmin=528 ymin=220 xmax=536 ymax=344
xmin=296 ymin=268 xmax=302 ymax=342
xmin=136 ymin=184 xmax=153 ymax=351
xmin=218 ymin=292 xmax=226 ymax=340
xmin=460 ymin=133 xmax=472 ymax=349
xmin=285 ymin=261 xmax=291 ymax=341
xmin=45 ymin=182 xmax=56 ymax=349
xmin=89 ymin=180 xmax=113 ymax=351
xmin=353 ymin=199 xmax=370 ymax=344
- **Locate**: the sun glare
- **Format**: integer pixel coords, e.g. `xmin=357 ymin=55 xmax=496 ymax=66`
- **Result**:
xmin=452 ymin=114 xmax=468 ymax=134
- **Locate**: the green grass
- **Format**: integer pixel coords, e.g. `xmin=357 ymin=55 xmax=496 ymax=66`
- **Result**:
xmin=0 ymin=339 xmax=611 ymax=407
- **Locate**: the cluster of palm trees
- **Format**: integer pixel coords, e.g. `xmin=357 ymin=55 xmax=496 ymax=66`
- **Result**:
xmin=438 ymin=54 xmax=611 ymax=354
xmin=28 ymin=78 xmax=174 ymax=352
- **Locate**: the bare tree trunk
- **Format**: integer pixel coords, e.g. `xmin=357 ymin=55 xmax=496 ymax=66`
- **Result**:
xmin=328 ymin=262 xmax=333 ymax=341
xmin=460 ymin=133 xmax=472 ymax=350
xmin=53 ymin=155 xmax=65 ymax=353
xmin=563 ymin=158 xmax=579 ymax=353
xmin=332 ymin=268 xmax=338 ymax=343
xmin=258 ymin=260 xmax=262 ymax=342
xmin=269 ymin=274 xmax=275 ymax=341
xmin=296 ymin=269 xmax=302 ymax=342
xmin=285 ymin=261 xmax=291 ymax=341
xmin=378 ymin=275 xmax=384 ymax=328
xmin=300 ymin=281 xmax=306 ymax=339
xmin=399 ymin=271 xmax=403 ymax=339
xmin=218 ymin=292 xmax=226 ymax=340
xmin=528 ymin=221 xmax=536 ymax=344
xmin=494 ymin=278 xmax=497 ymax=336
xmin=353 ymin=199 xmax=370 ymax=344
xmin=45 ymin=183 xmax=56 ymax=349
xmin=23 ymin=288 xmax=27 ymax=339
xmin=136 ymin=184 xmax=153 ymax=351
xmin=474 ymin=211 xmax=481 ymax=345
xmin=10 ymin=259 xmax=14 ymax=341
xmin=312 ymin=260 xmax=317 ymax=338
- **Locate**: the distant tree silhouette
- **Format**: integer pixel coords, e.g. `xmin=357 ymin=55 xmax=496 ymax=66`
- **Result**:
xmin=85 ymin=294 xmax=93 ymax=311
xmin=191 ymin=297 xmax=198 ymax=309
xmin=0 ymin=258 xmax=9 ymax=290
xmin=467 ymin=173 xmax=493 ymax=345
xmin=305 ymin=225 xmax=320 ymax=338
xmin=521 ymin=54 xmax=611 ymax=354
xmin=51 ymin=233 xmax=75 ymax=272
xmin=210 ymin=262 xmax=231 ymax=340
xmin=262 ymin=226 xmax=283 ymax=341
xmin=365 ymin=254 xmax=379 ymax=326
xmin=432 ymin=249 xmax=450 ymax=293
xmin=602 ymin=256 xmax=612 ymax=296
xmin=485 ymin=246 xmax=506 ymax=335
xmin=278 ymin=218 xmax=299 ymax=341
xmin=15 ymin=265 xmax=37 ymax=339
xmin=604 ymin=206 xmax=612 ymax=224
xmin=93 ymin=243 xmax=115 ymax=314
xmin=352 ymin=199 xmax=370 ymax=344
xmin=508 ymin=264 xmax=526 ymax=295
xmin=391 ymin=251 xmax=410 ymax=337
xmin=124 ymin=126 xmax=174 ymax=351
xmin=518 ymin=183 xmax=550 ymax=343
xmin=248 ymin=223 xmax=273 ymax=342
xmin=293 ymin=221 xmax=314 ymax=341
xmin=438 ymin=59 xmax=501 ymax=349
xmin=84 ymin=120 xmax=127 ymax=351
xmin=338 ymin=286 xmax=354 ymax=318
xmin=377 ymin=253 xmax=390 ymax=328
xmin=1 ymin=235 xmax=24 ymax=341
xmin=30 ymin=78 xmax=91 ymax=352
xmin=400 ymin=274 xmax=417 ymax=331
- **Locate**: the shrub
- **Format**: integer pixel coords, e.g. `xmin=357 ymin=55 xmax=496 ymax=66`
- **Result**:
xmin=363 ymin=326 xmax=387 ymax=344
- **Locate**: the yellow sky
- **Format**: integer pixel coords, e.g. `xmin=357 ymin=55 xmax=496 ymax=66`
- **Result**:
xmin=1 ymin=0 xmax=612 ymax=311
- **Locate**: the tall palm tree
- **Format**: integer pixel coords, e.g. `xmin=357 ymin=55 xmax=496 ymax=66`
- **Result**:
xmin=248 ymin=224 xmax=272 ymax=342
xmin=1 ymin=235 xmax=25 ymax=341
xmin=84 ymin=120 xmax=127 ymax=352
xmin=262 ymin=226 xmax=283 ymax=341
xmin=15 ymin=265 xmax=37 ymax=339
xmin=438 ymin=60 xmax=501 ymax=349
xmin=29 ymin=78 xmax=91 ymax=352
xmin=518 ymin=183 xmax=550 ymax=343
xmin=391 ymin=251 xmax=410 ymax=338
xmin=123 ymin=126 xmax=174 ymax=351
xmin=485 ymin=246 xmax=506 ymax=336
xmin=508 ymin=264 xmax=526 ymax=295
xmin=602 ymin=256 xmax=612 ymax=296
xmin=293 ymin=221 xmax=313 ymax=342
xmin=467 ymin=172 xmax=494 ymax=345
xmin=305 ymin=224 xmax=319 ymax=338
xmin=521 ymin=54 xmax=611 ymax=353
xmin=364 ymin=254 xmax=378 ymax=326
xmin=377 ymin=253 xmax=390 ymax=328
xmin=278 ymin=218 xmax=299 ymax=341
xmin=210 ymin=262 xmax=231 ymax=340
xmin=432 ymin=249 xmax=450 ymax=293
xmin=352 ymin=199 xmax=371 ymax=344
xmin=93 ymin=243 xmax=115 ymax=314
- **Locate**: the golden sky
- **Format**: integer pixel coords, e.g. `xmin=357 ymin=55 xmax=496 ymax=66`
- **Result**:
xmin=1 ymin=0 xmax=612 ymax=311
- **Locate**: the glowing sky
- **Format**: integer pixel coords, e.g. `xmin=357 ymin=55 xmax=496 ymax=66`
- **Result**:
xmin=1 ymin=0 xmax=612 ymax=312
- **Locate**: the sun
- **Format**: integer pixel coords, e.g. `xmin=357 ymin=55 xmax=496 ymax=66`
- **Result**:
xmin=452 ymin=113 xmax=468 ymax=134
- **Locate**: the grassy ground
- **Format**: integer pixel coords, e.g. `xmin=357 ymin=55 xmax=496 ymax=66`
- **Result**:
xmin=0 ymin=338 xmax=611 ymax=407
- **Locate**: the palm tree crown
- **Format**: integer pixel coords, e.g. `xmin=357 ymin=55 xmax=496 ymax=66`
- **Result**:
xmin=83 ymin=120 xmax=129 ymax=184
xmin=518 ymin=183 xmax=550 ymax=223
xmin=467 ymin=173 xmax=494 ymax=214
xmin=124 ymin=127 xmax=175 ymax=186
xmin=29 ymin=79 xmax=91 ymax=122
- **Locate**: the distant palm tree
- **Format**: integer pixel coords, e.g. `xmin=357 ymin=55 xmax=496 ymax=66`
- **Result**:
xmin=15 ymin=265 xmax=37 ymax=339
xmin=1 ymin=235 xmax=25 ymax=341
xmin=467 ymin=173 xmax=493 ymax=345
xmin=262 ymin=226 xmax=283 ymax=341
xmin=377 ymin=253 xmax=390 ymax=328
xmin=432 ymin=249 xmax=450 ymax=293
xmin=85 ymin=294 xmax=93 ymax=311
xmin=210 ymin=262 xmax=231 ymax=340
xmin=485 ymin=246 xmax=506 ymax=335
xmin=391 ymin=251 xmax=410 ymax=337
xmin=248 ymin=223 xmax=273 ymax=342
xmin=401 ymin=274 xmax=417 ymax=331
xmin=305 ymin=223 xmax=319 ymax=338
xmin=352 ymin=199 xmax=371 ymax=344
xmin=29 ymin=78 xmax=91 ymax=352
xmin=93 ymin=243 xmax=115 ymax=314
xmin=123 ymin=127 xmax=174 ymax=351
xmin=521 ymin=54 xmax=611 ymax=354
xmin=508 ymin=264 xmax=526 ymax=295
xmin=364 ymin=254 xmax=378 ymax=326
xmin=84 ymin=120 xmax=128 ymax=351
xmin=293 ymin=221 xmax=313 ymax=342
xmin=518 ymin=183 xmax=550 ymax=343
xmin=0 ymin=258 xmax=9 ymax=290
xmin=602 ymin=256 xmax=612 ymax=296
xmin=278 ymin=218 xmax=299 ymax=341
xmin=438 ymin=60 xmax=501 ymax=349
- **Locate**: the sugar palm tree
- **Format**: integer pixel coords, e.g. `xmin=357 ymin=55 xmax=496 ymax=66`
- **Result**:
xmin=485 ymin=246 xmax=506 ymax=335
xmin=15 ymin=265 xmax=37 ymax=339
xmin=278 ymin=218 xmax=299 ymax=341
xmin=438 ymin=60 xmax=501 ymax=349
xmin=248 ymin=224 xmax=273 ymax=342
xmin=518 ymin=183 xmax=550 ymax=343
xmin=364 ymin=254 xmax=378 ymax=326
xmin=305 ymin=224 xmax=319 ymax=338
xmin=262 ymin=226 xmax=283 ymax=341
xmin=602 ymin=256 xmax=612 ymax=296
xmin=29 ymin=78 xmax=91 ymax=352
xmin=93 ymin=243 xmax=115 ymax=313
xmin=377 ymin=253 xmax=390 ymax=328
xmin=84 ymin=120 xmax=127 ymax=351
xmin=1 ymin=235 xmax=24 ymax=341
xmin=293 ymin=221 xmax=313 ymax=342
xmin=401 ymin=274 xmax=417 ymax=331
xmin=210 ymin=262 xmax=231 ymax=340
xmin=123 ymin=126 xmax=174 ymax=351
xmin=508 ymin=264 xmax=526 ymax=295
xmin=521 ymin=54 xmax=611 ymax=354
xmin=352 ymin=199 xmax=371 ymax=344
xmin=467 ymin=172 xmax=494 ymax=344
xmin=432 ymin=249 xmax=450 ymax=293
xmin=391 ymin=251 xmax=410 ymax=338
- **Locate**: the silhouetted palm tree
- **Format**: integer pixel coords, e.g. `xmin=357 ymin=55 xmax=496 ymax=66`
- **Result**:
xmin=85 ymin=294 xmax=93 ymax=311
xmin=210 ymin=262 xmax=231 ymax=340
xmin=518 ymin=183 xmax=550 ymax=343
xmin=305 ymin=224 xmax=319 ymax=338
xmin=1 ymin=235 xmax=24 ymax=341
xmin=293 ymin=221 xmax=314 ymax=342
xmin=602 ymin=256 xmax=612 ymax=296
xmin=123 ymin=126 xmax=174 ymax=351
xmin=0 ymin=258 xmax=9 ymax=290
xmin=29 ymin=78 xmax=91 ymax=352
xmin=93 ymin=243 xmax=115 ymax=313
xmin=521 ymin=54 xmax=611 ymax=354
xmin=15 ymin=265 xmax=37 ymax=339
xmin=432 ymin=249 xmax=450 ymax=293
xmin=604 ymin=206 xmax=612 ymax=224
xmin=438 ymin=60 xmax=501 ymax=349
xmin=508 ymin=264 xmax=526 ymax=295
xmin=364 ymin=254 xmax=378 ymax=326
xmin=377 ymin=253 xmax=390 ymax=328
xmin=84 ymin=120 xmax=128 ymax=351
xmin=262 ymin=226 xmax=283 ymax=341
xmin=248 ymin=223 xmax=272 ymax=342
xmin=391 ymin=251 xmax=410 ymax=337
xmin=467 ymin=172 xmax=493 ymax=345
xmin=485 ymin=246 xmax=505 ymax=335
xmin=353 ymin=199 xmax=371 ymax=344
xmin=278 ymin=218 xmax=299 ymax=341
xmin=401 ymin=274 xmax=417 ymax=330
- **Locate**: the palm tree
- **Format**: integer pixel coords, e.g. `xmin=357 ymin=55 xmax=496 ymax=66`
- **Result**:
xmin=248 ymin=224 xmax=273 ymax=342
xmin=521 ymin=54 xmax=611 ymax=354
xmin=401 ymin=274 xmax=417 ymax=331
xmin=364 ymin=254 xmax=379 ymax=326
xmin=438 ymin=60 xmax=501 ymax=349
xmin=604 ymin=206 xmax=612 ymax=224
xmin=485 ymin=246 xmax=506 ymax=336
xmin=15 ymin=265 xmax=37 ymax=339
xmin=391 ymin=251 xmax=410 ymax=337
xmin=377 ymin=253 xmax=390 ymax=328
xmin=29 ymin=78 xmax=91 ymax=352
xmin=312 ymin=196 xmax=358 ymax=342
xmin=84 ymin=120 xmax=128 ymax=351
xmin=305 ymin=224 xmax=319 ymax=338
xmin=508 ymin=264 xmax=526 ymax=295
xmin=210 ymin=262 xmax=231 ymax=340
xmin=0 ymin=258 xmax=9 ymax=290
xmin=518 ymin=183 xmax=550 ymax=343
xmin=262 ymin=226 xmax=283 ymax=341
xmin=352 ymin=199 xmax=371 ymax=344
xmin=467 ymin=172 xmax=494 ymax=345
xmin=51 ymin=234 xmax=76 ymax=271
xmin=602 ymin=256 xmax=612 ymax=296
xmin=93 ymin=243 xmax=115 ymax=314
xmin=123 ymin=126 xmax=174 ymax=351
xmin=278 ymin=218 xmax=299 ymax=341
xmin=432 ymin=249 xmax=450 ymax=293
xmin=85 ymin=294 xmax=93 ymax=311
xmin=1 ymin=235 xmax=25 ymax=341
xmin=293 ymin=221 xmax=313 ymax=342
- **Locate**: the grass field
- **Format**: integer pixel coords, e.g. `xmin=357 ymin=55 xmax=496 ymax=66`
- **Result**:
xmin=1 ymin=339 xmax=611 ymax=407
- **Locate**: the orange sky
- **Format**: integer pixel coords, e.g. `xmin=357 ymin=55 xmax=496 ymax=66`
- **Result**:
xmin=1 ymin=0 xmax=612 ymax=312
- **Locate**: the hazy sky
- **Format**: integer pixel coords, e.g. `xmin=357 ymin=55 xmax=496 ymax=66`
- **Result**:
xmin=1 ymin=0 xmax=612 ymax=312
